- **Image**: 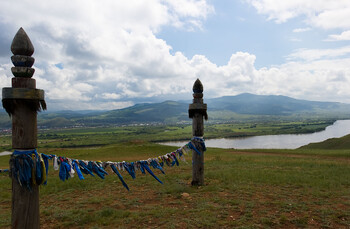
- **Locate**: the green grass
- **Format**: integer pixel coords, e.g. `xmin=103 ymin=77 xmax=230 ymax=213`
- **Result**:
xmin=237 ymin=148 xmax=350 ymax=158
xmin=0 ymin=121 xmax=349 ymax=228
xmin=302 ymin=133 xmax=350 ymax=149
xmin=0 ymin=119 xmax=334 ymax=152
xmin=1 ymin=142 xmax=349 ymax=228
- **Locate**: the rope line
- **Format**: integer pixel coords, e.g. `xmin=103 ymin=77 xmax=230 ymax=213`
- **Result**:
xmin=1 ymin=138 xmax=206 ymax=191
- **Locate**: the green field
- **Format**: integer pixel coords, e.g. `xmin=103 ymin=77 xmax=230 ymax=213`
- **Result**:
xmin=0 ymin=121 xmax=349 ymax=228
xmin=0 ymin=119 xmax=335 ymax=152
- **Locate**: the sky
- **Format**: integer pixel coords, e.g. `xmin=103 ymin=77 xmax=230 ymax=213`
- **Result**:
xmin=1 ymin=0 xmax=350 ymax=110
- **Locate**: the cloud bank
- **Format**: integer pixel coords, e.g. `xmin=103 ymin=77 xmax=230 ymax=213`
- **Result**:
xmin=1 ymin=0 xmax=350 ymax=110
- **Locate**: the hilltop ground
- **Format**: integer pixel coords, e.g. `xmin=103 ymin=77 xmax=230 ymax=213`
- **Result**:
xmin=1 ymin=144 xmax=349 ymax=228
xmin=0 ymin=122 xmax=349 ymax=228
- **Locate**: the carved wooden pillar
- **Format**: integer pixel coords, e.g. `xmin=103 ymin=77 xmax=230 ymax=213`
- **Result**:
xmin=188 ymin=79 xmax=207 ymax=186
xmin=2 ymin=28 xmax=46 ymax=229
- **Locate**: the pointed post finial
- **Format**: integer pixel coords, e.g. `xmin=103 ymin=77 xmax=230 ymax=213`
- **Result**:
xmin=193 ymin=78 xmax=203 ymax=93
xmin=10 ymin=27 xmax=35 ymax=78
xmin=11 ymin=27 xmax=34 ymax=56
xmin=189 ymin=78 xmax=207 ymax=120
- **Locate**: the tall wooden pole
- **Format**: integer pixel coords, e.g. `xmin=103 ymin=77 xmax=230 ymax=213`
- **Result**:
xmin=189 ymin=79 xmax=207 ymax=186
xmin=2 ymin=28 xmax=46 ymax=229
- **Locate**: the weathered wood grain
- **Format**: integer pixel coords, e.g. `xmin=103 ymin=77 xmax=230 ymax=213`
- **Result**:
xmin=4 ymin=27 xmax=41 ymax=229
xmin=189 ymin=79 xmax=207 ymax=186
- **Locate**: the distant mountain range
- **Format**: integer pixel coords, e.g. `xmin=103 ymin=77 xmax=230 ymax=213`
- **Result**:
xmin=1 ymin=93 xmax=350 ymax=128
xmin=207 ymin=93 xmax=350 ymax=115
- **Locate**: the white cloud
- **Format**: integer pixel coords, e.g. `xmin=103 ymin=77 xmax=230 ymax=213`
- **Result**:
xmin=309 ymin=6 xmax=350 ymax=30
xmin=0 ymin=0 xmax=214 ymax=110
xmin=0 ymin=64 xmax=12 ymax=89
xmin=326 ymin=30 xmax=350 ymax=41
xmin=214 ymin=50 xmax=350 ymax=103
xmin=293 ymin=27 xmax=311 ymax=33
xmin=275 ymin=59 xmax=350 ymax=102
xmin=245 ymin=0 xmax=350 ymax=29
xmin=100 ymin=93 xmax=122 ymax=100
xmin=163 ymin=0 xmax=215 ymax=30
xmin=243 ymin=0 xmax=350 ymax=103
xmin=2 ymin=0 xmax=350 ymax=112
xmin=286 ymin=46 xmax=350 ymax=61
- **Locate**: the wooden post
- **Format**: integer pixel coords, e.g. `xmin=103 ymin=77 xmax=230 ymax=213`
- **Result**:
xmin=2 ymin=28 xmax=46 ymax=229
xmin=188 ymin=79 xmax=208 ymax=186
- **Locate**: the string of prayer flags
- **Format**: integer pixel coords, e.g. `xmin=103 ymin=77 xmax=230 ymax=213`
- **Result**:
xmin=5 ymin=137 xmax=206 ymax=191
xmin=110 ymin=164 xmax=129 ymax=191
xmin=10 ymin=149 xmax=48 ymax=190
xmin=188 ymin=137 xmax=206 ymax=155
xmin=72 ymin=160 xmax=84 ymax=180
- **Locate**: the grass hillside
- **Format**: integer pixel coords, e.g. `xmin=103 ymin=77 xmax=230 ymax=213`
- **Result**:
xmin=1 ymin=143 xmax=349 ymax=228
xmin=0 ymin=124 xmax=349 ymax=228
xmin=98 ymin=101 xmax=188 ymax=124
xmin=301 ymin=134 xmax=350 ymax=149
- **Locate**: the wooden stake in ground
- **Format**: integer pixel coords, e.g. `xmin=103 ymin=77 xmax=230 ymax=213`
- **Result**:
xmin=2 ymin=28 xmax=46 ymax=229
xmin=188 ymin=79 xmax=208 ymax=186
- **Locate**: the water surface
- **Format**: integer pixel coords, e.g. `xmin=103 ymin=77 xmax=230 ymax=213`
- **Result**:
xmin=160 ymin=120 xmax=350 ymax=149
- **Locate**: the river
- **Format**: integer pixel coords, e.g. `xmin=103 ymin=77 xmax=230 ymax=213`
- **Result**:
xmin=160 ymin=120 xmax=350 ymax=149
